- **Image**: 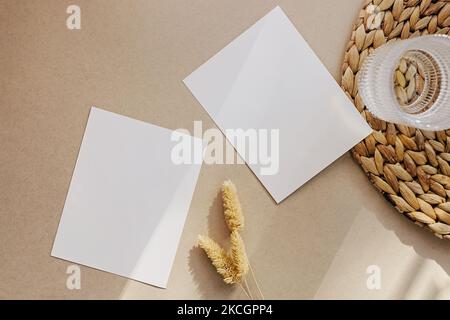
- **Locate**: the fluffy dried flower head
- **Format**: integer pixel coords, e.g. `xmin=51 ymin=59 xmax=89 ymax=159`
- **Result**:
xmin=222 ymin=180 xmax=244 ymax=232
xmin=198 ymin=235 xmax=238 ymax=284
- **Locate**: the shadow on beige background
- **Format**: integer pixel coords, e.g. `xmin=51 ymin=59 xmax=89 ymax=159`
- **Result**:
xmin=315 ymin=183 xmax=450 ymax=300
xmin=373 ymin=199 xmax=450 ymax=299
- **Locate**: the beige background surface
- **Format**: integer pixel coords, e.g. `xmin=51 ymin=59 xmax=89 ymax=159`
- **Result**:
xmin=2 ymin=0 xmax=450 ymax=300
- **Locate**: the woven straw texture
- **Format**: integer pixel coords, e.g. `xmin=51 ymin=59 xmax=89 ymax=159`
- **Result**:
xmin=342 ymin=0 xmax=450 ymax=239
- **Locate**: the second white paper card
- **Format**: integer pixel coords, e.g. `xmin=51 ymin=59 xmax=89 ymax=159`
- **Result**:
xmin=184 ymin=6 xmax=371 ymax=203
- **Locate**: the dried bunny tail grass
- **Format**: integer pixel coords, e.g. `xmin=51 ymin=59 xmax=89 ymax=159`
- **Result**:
xmin=222 ymin=180 xmax=244 ymax=232
xmin=198 ymin=235 xmax=237 ymax=284
xmin=230 ymin=231 xmax=249 ymax=282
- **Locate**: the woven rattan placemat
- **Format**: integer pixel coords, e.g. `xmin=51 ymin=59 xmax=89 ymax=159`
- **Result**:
xmin=341 ymin=0 xmax=450 ymax=238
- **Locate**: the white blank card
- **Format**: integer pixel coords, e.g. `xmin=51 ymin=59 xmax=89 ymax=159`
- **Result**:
xmin=184 ymin=6 xmax=371 ymax=203
xmin=51 ymin=107 xmax=203 ymax=288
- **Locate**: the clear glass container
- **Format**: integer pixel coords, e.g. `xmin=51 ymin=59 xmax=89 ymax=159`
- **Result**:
xmin=358 ymin=35 xmax=450 ymax=131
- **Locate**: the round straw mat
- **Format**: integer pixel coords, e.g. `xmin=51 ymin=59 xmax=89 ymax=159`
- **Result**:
xmin=341 ymin=0 xmax=450 ymax=239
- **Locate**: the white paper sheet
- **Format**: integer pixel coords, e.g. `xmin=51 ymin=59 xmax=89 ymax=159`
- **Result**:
xmin=51 ymin=107 xmax=203 ymax=288
xmin=184 ymin=6 xmax=371 ymax=203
